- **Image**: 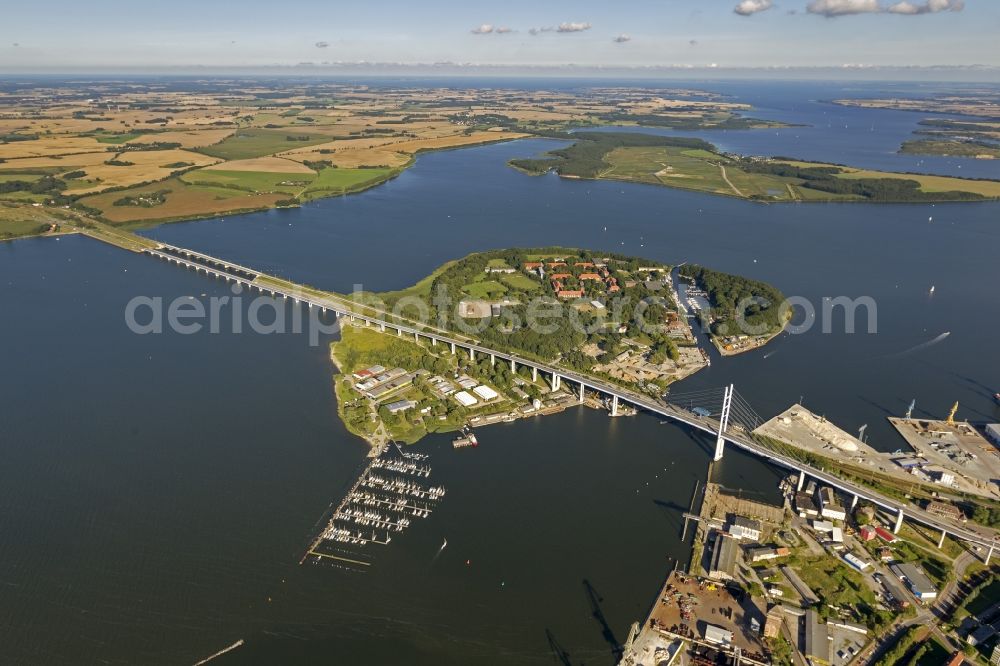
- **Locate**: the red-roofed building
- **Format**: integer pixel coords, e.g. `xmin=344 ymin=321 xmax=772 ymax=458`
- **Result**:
xmin=860 ymin=526 xmax=876 ymax=541
xmin=874 ymin=526 xmax=897 ymax=543
xmin=945 ymin=651 xmax=965 ymax=666
xmin=579 ymin=273 xmax=602 ymax=281
xmin=557 ymin=290 xmax=584 ymax=299
xmin=523 ymin=262 xmax=543 ymax=270
xmin=574 ymin=261 xmax=595 ymax=268
xmin=547 ymin=261 xmax=567 ymax=268
xmin=551 ymin=280 xmax=563 ymax=291
xmin=550 ymin=272 xmax=572 ymax=280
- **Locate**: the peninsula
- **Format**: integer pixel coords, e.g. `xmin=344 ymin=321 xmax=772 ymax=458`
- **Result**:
xmin=331 ymin=247 xmax=785 ymax=447
xmin=509 ymin=131 xmax=1000 ymax=202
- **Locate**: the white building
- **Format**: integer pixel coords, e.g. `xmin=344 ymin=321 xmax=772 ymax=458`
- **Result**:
xmin=473 ymin=385 xmax=499 ymax=401
xmin=454 ymin=391 xmax=478 ymax=407
xmin=728 ymin=516 xmax=762 ymax=541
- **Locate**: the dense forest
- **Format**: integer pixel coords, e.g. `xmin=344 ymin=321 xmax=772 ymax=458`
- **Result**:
xmin=680 ymin=264 xmax=787 ymax=337
xmin=509 ymin=132 xmax=715 ymax=179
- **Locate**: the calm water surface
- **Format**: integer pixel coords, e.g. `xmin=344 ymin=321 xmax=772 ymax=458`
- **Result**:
xmin=2 ymin=81 xmax=999 ymax=664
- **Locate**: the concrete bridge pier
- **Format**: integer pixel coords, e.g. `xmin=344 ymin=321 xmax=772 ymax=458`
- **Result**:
xmin=851 ymin=494 xmax=858 ymax=510
xmin=713 ymin=384 xmax=734 ymax=462
xmin=611 ymin=394 xmax=619 ymax=417
xmin=987 ymin=544 xmax=993 ymax=566
xmin=469 ymin=348 xmax=475 ymax=361
xmin=894 ymin=509 xmax=904 ymax=534
xmin=532 ymin=367 xmax=538 ymax=383
xmin=397 ymin=327 xmax=402 ymax=336
xmin=937 ymin=530 xmax=946 ymax=550
xmin=550 ymin=374 xmax=560 ymax=392
xmin=490 ymin=354 xmax=495 ymax=368
xmin=578 ymin=383 xmax=585 ymax=403
xmin=510 ymin=359 xmax=516 ymax=373
xmin=431 ymin=337 xmax=436 ymax=346
xmin=379 ymin=323 xmax=386 ymax=332
xmin=414 ymin=332 xmax=419 ymax=342
xmin=797 ymin=470 xmax=806 ymax=491
xmin=450 ymin=342 xmax=456 ymax=355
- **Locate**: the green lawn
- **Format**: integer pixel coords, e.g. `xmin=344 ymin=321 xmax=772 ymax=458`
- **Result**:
xmin=0 ymin=173 xmax=43 ymax=183
xmin=197 ymin=129 xmax=333 ymax=160
xmin=94 ymin=132 xmax=142 ymax=144
xmin=462 ymin=279 xmax=508 ymax=300
xmin=965 ymin=578 xmax=1000 ymax=616
xmin=181 ymin=168 xmax=315 ymax=194
xmin=300 ymin=167 xmax=393 ymax=200
xmin=501 ymin=272 xmax=541 ymax=291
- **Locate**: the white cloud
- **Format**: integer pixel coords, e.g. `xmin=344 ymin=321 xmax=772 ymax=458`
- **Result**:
xmin=528 ymin=22 xmax=591 ymax=35
xmin=556 ymin=22 xmax=592 ymax=33
xmin=315 ymin=41 xmax=330 ymax=48
xmin=613 ymin=34 xmax=631 ymax=43
xmin=887 ymin=0 xmax=964 ymax=14
xmin=471 ymin=24 xmax=494 ymax=34
xmin=806 ymin=0 xmax=880 ymax=16
xmin=734 ymin=0 xmax=774 ymax=16
xmin=495 ymin=26 xmax=513 ymax=33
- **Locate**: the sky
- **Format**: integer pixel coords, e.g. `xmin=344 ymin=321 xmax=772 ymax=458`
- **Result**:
xmin=1 ymin=0 xmax=997 ymax=73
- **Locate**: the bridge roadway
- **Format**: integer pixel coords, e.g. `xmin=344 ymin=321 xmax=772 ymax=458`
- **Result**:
xmin=145 ymin=244 xmax=999 ymax=557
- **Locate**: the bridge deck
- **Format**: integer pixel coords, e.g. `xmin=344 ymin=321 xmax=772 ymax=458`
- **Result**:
xmin=143 ymin=244 xmax=999 ymax=553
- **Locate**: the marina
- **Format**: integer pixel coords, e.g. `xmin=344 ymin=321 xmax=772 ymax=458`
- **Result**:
xmin=302 ymin=443 xmax=445 ymax=569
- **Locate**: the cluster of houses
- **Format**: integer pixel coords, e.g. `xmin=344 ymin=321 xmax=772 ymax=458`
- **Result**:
xmin=794 ymin=480 xmax=847 ymax=522
xmin=521 ymin=260 xmax=621 ymax=300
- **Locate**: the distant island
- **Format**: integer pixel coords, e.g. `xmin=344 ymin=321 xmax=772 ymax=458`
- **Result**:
xmin=509 ymin=131 xmax=1000 ymax=202
xmin=332 ymin=248 xmax=785 ymax=446
xmin=833 ymin=96 xmax=1000 ymax=161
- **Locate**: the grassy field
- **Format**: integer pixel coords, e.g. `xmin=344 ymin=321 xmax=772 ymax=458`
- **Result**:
xmin=834 ymin=166 xmax=1000 ymax=197
xmin=300 ymin=167 xmax=394 ymax=200
xmin=180 ymin=168 xmax=315 ymax=195
xmin=197 ymin=129 xmax=334 ymax=161
xmin=901 ymin=139 xmax=1000 ymax=159
xmin=603 ymin=146 xmax=753 ymax=197
xmin=501 ymin=272 xmax=541 ymax=291
xmin=597 ymin=147 xmax=1000 ymax=202
xmin=462 ymin=279 xmax=508 ymax=299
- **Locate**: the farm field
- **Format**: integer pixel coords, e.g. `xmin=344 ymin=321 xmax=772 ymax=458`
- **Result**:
xmin=0 ymin=80 xmax=815 ymax=238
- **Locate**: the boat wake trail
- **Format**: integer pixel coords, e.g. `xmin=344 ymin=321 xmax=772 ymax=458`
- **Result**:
xmin=882 ymin=331 xmax=950 ymax=359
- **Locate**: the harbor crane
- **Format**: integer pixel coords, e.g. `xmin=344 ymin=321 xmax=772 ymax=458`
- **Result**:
xmin=946 ymin=401 xmax=959 ymax=426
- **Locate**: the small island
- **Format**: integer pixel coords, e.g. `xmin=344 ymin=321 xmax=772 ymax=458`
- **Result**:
xmin=509 ymin=131 xmax=1000 ymax=202
xmin=330 ymin=248 xmax=785 ymax=447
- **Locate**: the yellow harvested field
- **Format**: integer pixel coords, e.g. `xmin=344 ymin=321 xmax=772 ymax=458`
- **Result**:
xmin=128 ymin=129 xmax=234 ymax=149
xmin=0 ymin=136 xmax=108 ymax=159
xmin=0 ymin=151 xmax=109 ymax=171
xmin=202 ymin=156 xmax=314 ymax=174
xmin=285 ymin=147 xmax=410 ymax=169
xmin=388 ymin=131 xmax=527 ymax=153
xmin=71 ymin=149 xmax=219 ymax=194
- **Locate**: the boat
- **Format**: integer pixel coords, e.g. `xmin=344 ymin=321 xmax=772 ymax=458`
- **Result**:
xmin=453 ymin=426 xmax=478 ymax=449
xmin=441 ymin=538 xmax=448 ymax=550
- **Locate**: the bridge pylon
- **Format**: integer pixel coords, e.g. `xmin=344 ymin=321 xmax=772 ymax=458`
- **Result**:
xmin=713 ymin=384 xmax=734 ymax=462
